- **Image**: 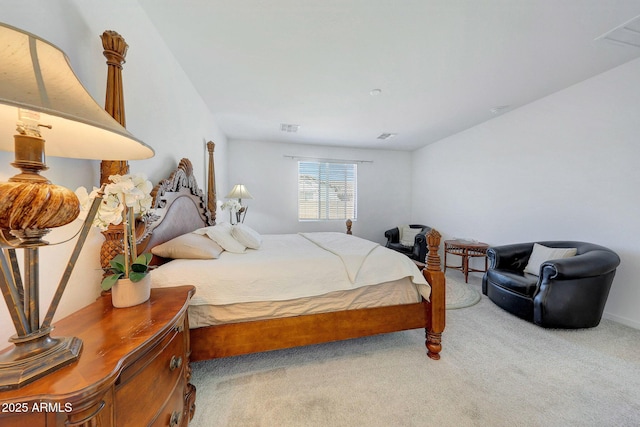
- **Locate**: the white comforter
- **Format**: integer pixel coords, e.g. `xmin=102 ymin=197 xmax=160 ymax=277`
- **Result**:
xmin=151 ymin=232 xmax=429 ymax=306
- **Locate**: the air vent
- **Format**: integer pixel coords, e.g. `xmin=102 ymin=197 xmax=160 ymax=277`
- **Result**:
xmin=280 ymin=123 xmax=300 ymax=133
xmin=596 ymin=15 xmax=640 ymax=48
xmin=377 ymin=133 xmax=397 ymax=140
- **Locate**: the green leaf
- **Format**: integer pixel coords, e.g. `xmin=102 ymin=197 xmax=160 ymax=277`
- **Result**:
xmin=131 ymin=262 xmax=148 ymax=273
xmin=101 ymin=273 xmax=123 ymax=291
xmin=134 ymin=254 xmax=150 ymax=266
xmin=131 ymin=253 xmax=151 ymax=273
xmin=109 ymin=254 xmax=126 ymax=272
xmin=141 ymin=253 xmax=153 ymax=264
xmin=129 ymin=271 xmax=147 ymax=282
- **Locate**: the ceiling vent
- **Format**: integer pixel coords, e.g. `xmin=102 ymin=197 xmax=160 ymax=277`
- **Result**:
xmin=596 ymin=15 xmax=640 ymax=48
xmin=377 ymin=133 xmax=397 ymax=140
xmin=280 ymin=123 xmax=300 ymax=133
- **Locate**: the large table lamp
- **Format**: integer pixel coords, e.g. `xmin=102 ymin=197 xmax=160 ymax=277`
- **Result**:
xmin=0 ymin=22 xmax=153 ymax=389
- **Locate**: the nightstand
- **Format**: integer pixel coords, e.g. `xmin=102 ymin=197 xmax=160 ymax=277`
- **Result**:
xmin=0 ymin=286 xmax=196 ymax=427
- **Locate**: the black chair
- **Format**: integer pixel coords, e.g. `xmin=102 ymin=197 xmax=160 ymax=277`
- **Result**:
xmin=384 ymin=224 xmax=431 ymax=262
xmin=482 ymin=241 xmax=620 ymax=328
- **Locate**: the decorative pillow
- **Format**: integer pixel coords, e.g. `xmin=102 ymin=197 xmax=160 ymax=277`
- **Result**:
xmin=232 ymin=223 xmax=262 ymax=249
xmin=194 ymin=222 xmax=232 ymax=235
xmin=523 ymin=243 xmax=577 ymax=276
xmin=400 ymin=226 xmax=421 ymax=247
xmin=203 ymin=224 xmax=246 ymax=253
xmin=151 ymin=233 xmax=224 ymax=259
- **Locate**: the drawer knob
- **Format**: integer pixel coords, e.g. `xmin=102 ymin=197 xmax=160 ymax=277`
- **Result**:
xmin=169 ymin=355 xmax=183 ymax=371
xmin=169 ymin=410 xmax=182 ymax=427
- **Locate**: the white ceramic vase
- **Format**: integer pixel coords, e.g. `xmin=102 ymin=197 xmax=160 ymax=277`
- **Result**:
xmin=111 ymin=274 xmax=151 ymax=308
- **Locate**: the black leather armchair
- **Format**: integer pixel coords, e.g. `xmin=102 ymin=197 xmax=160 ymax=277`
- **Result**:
xmin=384 ymin=224 xmax=431 ymax=262
xmin=482 ymin=241 xmax=620 ymax=328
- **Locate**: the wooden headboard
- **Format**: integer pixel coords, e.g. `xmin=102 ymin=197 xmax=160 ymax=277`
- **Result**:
xmin=136 ymin=158 xmax=215 ymax=258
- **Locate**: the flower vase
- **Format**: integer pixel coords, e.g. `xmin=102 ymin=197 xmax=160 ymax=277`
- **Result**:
xmin=111 ymin=274 xmax=151 ymax=308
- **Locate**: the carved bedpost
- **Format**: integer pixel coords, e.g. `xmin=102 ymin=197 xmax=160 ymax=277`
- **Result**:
xmin=100 ymin=30 xmax=130 ymax=184
xmin=207 ymin=141 xmax=217 ymax=222
xmin=346 ymin=219 xmax=352 ymax=235
xmin=99 ymin=30 xmax=130 ymax=270
xmin=423 ymin=229 xmax=445 ymax=360
xmin=426 ymin=229 xmax=442 ymax=272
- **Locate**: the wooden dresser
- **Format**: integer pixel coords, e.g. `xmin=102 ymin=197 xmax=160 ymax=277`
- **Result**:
xmin=0 ymin=286 xmax=196 ymax=427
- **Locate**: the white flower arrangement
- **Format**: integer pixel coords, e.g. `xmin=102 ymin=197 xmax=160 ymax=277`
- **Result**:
xmin=221 ymin=199 xmax=242 ymax=213
xmin=76 ymin=173 xmax=153 ymax=231
xmin=220 ymin=199 xmax=247 ymax=224
xmin=76 ymin=173 xmax=154 ymax=290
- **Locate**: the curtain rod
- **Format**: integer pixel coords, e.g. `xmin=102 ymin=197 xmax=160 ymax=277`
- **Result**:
xmin=283 ymin=155 xmax=373 ymax=164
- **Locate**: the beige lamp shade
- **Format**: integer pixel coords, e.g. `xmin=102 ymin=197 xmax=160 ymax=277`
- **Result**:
xmin=226 ymin=184 xmax=253 ymax=200
xmin=0 ymin=22 xmax=153 ymax=160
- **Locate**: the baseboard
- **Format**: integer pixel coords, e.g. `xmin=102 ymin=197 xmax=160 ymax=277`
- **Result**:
xmin=602 ymin=312 xmax=640 ymax=330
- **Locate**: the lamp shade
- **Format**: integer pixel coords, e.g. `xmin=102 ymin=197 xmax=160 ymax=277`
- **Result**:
xmin=0 ymin=22 xmax=153 ymax=160
xmin=226 ymin=184 xmax=253 ymax=200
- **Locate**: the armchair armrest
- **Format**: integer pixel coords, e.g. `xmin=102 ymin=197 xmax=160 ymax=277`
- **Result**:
xmin=412 ymin=230 xmax=429 ymax=262
xmin=487 ymin=243 xmax=535 ymax=271
xmin=385 ymin=227 xmax=400 ymax=244
xmin=541 ymin=250 xmax=621 ymax=280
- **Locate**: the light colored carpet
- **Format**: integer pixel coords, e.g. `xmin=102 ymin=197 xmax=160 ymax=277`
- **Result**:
xmin=189 ymin=272 xmax=640 ymax=426
xmin=446 ymin=276 xmax=481 ymax=309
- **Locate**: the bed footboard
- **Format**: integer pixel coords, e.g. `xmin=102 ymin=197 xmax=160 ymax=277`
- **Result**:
xmin=190 ymin=302 xmax=430 ymax=360
xmin=189 ymin=228 xmax=446 ymax=361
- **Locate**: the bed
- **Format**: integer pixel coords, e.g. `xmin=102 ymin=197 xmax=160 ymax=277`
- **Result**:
xmin=127 ymin=152 xmax=446 ymax=362
xmin=97 ymin=31 xmax=445 ymax=363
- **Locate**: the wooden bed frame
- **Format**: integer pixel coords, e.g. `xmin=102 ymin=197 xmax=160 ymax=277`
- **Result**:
xmin=134 ymin=154 xmax=446 ymax=361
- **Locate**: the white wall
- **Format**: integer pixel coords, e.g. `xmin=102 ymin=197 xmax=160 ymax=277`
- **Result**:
xmin=227 ymin=139 xmax=412 ymax=244
xmin=0 ymin=1 xmax=228 ymax=344
xmin=412 ymin=57 xmax=640 ymax=329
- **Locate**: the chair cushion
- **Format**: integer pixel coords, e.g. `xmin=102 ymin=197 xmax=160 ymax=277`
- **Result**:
xmin=400 ymin=225 xmax=421 ymax=246
xmin=523 ymin=243 xmax=577 ymax=276
xmin=485 ymin=269 xmax=539 ymax=298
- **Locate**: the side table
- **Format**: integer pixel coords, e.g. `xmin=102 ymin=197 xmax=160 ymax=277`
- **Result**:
xmin=444 ymin=239 xmax=489 ymax=283
xmin=0 ymin=286 xmax=196 ymax=427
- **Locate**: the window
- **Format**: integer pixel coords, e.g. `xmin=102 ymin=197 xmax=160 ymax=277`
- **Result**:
xmin=298 ymin=161 xmax=357 ymax=221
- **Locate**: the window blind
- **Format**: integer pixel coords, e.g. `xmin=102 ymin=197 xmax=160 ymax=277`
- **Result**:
xmin=298 ymin=161 xmax=357 ymax=220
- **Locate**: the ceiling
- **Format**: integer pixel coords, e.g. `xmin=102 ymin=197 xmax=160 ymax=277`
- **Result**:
xmin=137 ymin=1 xmax=640 ymax=151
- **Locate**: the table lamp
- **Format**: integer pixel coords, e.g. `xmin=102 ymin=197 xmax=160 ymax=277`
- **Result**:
xmin=0 ymin=22 xmax=153 ymax=389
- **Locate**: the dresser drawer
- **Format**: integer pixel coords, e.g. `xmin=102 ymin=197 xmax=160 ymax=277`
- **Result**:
xmin=0 ymin=411 xmax=50 ymax=427
xmin=115 ymin=316 xmax=187 ymax=426
xmin=151 ymin=376 xmax=187 ymax=427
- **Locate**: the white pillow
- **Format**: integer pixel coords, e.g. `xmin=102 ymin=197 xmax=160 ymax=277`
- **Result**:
xmin=400 ymin=226 xmax=421 ymax=247
xmin=151 ymin=233 xmax=224 ymax=259
xmin=194 ymin=222 xmax=232 ymax=235
xmin=203 ymin=224 xmax=246 ymax=253
xmin=232 ymin=224 xmax=262 ymax=249
xmin=523 ymin=243 xmax=577 ymax=276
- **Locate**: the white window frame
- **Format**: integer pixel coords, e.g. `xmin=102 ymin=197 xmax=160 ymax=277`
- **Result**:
xmin=298 ymin=161 xmax=357 ymax=221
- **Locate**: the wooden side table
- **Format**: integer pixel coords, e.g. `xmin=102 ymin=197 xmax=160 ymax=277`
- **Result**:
xmin=444 ymin=240 xmax=489 ymax=283
xmin=0 ymin=286 xmax=196 ymax=427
